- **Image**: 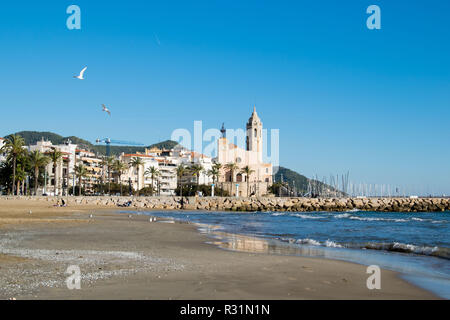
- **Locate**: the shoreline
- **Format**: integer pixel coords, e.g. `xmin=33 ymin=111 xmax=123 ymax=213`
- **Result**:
xmin=0 ymin=199 xmax=440 ymax=299
xmin=1 ymin=195 xmax=449 ymax=213
xmin=190 ymin=222 xmax=449 ymax=299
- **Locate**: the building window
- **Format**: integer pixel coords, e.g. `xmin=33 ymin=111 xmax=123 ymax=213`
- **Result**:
xmin=254 ymin=128 xmax=257 ymax=137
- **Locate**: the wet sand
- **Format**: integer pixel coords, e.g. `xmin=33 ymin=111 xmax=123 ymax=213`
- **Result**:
xmin=0 ymin=198 xmax=438 ymax=299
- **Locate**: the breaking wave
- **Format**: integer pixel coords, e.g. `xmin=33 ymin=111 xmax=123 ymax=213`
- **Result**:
xmin=280 ymin=237 xmax=450 ymax=260
xmin=290 ymin=214 xmax=323 ymax=219
xmin=348 ymin=216 xmax=409 ymax=222
xmin=361 ymin=242 xmax=450 ymax=259
xmin=271 ymin=212 xmax=323 ymax=219
xmin=332 ymin=214 xmax=447 ymax=224
xmin=271 ymin=211 xmax=447 ymax=224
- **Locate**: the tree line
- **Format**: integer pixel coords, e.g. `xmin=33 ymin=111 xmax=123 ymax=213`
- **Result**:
xmin=1 ymin=134 xmax=262 ymax=197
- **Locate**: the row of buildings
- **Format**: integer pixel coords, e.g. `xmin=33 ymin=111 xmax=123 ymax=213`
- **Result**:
xmin=1 ymin=108 xmax=273 ymax=197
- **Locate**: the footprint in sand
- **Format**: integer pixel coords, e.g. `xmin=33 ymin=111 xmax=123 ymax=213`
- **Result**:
xmin=301 ymin=266 xmax=314 ymax=273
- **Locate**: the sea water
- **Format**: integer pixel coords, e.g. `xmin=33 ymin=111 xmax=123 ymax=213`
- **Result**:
xmin=123 ymin=209 xmax=450 ymax=298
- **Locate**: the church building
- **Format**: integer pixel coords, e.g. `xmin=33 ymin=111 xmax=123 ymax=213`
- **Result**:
xmin=216 ymin=106 xmax=273 ymax=197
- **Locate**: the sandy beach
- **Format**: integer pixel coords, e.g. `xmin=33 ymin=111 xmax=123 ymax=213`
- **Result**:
xmin=0 ymin=198 xmax=438 ymax=300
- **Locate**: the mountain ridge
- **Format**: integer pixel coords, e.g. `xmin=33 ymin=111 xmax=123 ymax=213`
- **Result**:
xmin=4 ymin=131 xmax=178 ymax=156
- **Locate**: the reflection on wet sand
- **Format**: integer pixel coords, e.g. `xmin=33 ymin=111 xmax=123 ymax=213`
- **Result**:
xmin=202 ymin=227 xmax=338 ymax=259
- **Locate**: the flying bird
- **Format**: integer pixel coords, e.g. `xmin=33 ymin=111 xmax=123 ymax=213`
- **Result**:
xmin=154 ymin=33 xmax=161 ymax=46
xmin=102 ymin=104 xmax=111 ymax=116
xmin=74 ymin=67 xmax=87 ymax=80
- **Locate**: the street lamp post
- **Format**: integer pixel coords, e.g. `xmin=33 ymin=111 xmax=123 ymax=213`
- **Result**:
xmin=44 ymin=169 xmax=47 ymax=195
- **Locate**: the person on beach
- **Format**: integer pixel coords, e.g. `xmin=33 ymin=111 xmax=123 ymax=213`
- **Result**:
xmin=54 ymin=198 xmax=67 ymax=207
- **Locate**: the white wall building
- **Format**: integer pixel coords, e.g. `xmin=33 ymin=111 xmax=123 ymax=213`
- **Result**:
xmin=178 ymin=151 xmax=214 ymax=185
xmin=120 ymin=153 xmax=178 ymax=195
xmin=28 ymin=138 xmax=78 ymax=196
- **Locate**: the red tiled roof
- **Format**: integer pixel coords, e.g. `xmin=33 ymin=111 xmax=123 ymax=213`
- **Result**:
xmin=190 ymin=151 xmax=210 ymax=158
xmin=123 ymin=154 xmax=154 ymax=158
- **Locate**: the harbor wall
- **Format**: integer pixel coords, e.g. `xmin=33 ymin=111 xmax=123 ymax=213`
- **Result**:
xmin=1 ymin=196 xmax=450 ymax=212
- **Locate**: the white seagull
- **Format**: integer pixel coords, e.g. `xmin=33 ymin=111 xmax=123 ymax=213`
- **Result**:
xmin=102 ymin=104 xmax=111 ymax=116
xmin=74 ymin=67 xmax=87 ymax=80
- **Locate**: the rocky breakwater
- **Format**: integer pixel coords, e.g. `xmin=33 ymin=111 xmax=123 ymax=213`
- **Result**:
xmin=1 ymin=196 xmax=450 ymax=212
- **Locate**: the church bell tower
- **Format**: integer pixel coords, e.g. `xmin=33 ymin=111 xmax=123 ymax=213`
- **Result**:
xmin=246 ymin=105 xmax=263 ymax=161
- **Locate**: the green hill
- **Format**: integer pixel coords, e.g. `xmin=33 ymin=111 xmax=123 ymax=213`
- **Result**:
xmin=274 ymin=166 xmax=345 ymax=197
xmin=274 ymin=166 xmax=309 ymax=192
xmin=148 ymin=140 xmax=179 ymax=150
xmin=4 ymin=131 xmax=178 ymax=156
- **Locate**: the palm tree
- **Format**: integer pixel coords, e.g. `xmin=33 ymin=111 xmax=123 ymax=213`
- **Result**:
xmin=176 ymin=164 xmax=187 ymax=197
xmin=207 ymin=166 xmax=220 ymax=184
xmin=190 ymin=164 xmax=203 ymax=190
xmin=129 ymin=157 xmax=144 ymax=194
xmin=15 ymin=164 xmax=26 ymax=195
xmin=213 ymin=162 xmax=222 ymax=172
xmin=225 ymin=162 xmax=239 ymax=196
xmin=0 ymin=134 xmax=25 ymax=195
xmin=49 ymin=148 xmax=63 ymax=196
xmin=240 ymin=165 xmax=255 ymax=197
xmin=102 ymin=156 xmax=114 ymax=195
xmin=213 ymin=163 xmax=223 ymax=191
xmin=29 ymin=150 xmax=49 ymax=196
xmin=225 ymin=162 xmax=238 ymax=182
xmin=74 ymin=164 xmax=88 ymax=196
xmin=113 ymin=159 xmax=128 ymax=196
xmin=64 ymin=156 xmax=71 ymax=196
xmin=144 ymin=166 xmax=160 ymax=196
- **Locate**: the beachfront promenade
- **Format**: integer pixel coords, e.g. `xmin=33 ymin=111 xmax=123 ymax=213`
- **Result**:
xmin=2 ymin=196 xmax=449 ymax=212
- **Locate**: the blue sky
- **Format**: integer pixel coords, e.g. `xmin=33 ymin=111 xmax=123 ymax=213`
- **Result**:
xmin=0 ymin=1 xmax=449 ymax=194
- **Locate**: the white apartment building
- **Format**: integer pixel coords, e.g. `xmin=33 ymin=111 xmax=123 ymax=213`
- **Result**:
xmin=28 ymin=138 xmax=77 ymax=196
xmin=120 ymin=153 xmax=178 ymax=195
xmin=178 ymin=151 xmax=214 ymax=186
xmin=75 ymin=149 xmax=104 ymax=194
